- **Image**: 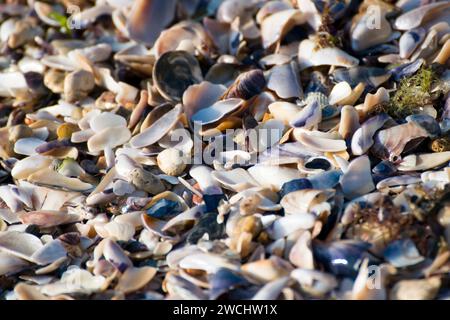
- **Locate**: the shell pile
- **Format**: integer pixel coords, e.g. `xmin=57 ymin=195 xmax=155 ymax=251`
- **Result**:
xmin=0 ymin=0 xmax=450 ymax=301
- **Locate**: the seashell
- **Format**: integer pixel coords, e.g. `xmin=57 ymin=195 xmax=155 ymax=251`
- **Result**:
xmin=313 ymin=240 xmax=372 ymax=277
xmin=248 ymin=165 xmax=303 ymax=191
xmin=290 ymin=269 xmax=337 ymax=297
xmin=289 ymin=231 xmax=314 ymax=269
xmin=212 ymin=168 xmax=259 ymax=192
xmin=351 ymin=10 xmax=392 ymax=51
xmin=340 ymin=155 xmax=375 ymax=200
xmin=14 ymin=283 xmax=49 ymax=300
xmin=164 ymin=272 xmax=208 ymax=300
xmin=249 ymin=119 xmax=285 ymax=152
xmin=410 ymin=28 xmax=438 ymax=61
xmin=293 ymin=129 xmax=347 ymax=153
xmin=383 ymin=238 xmax=424 ymax=268
xmin=252 ymin=276 xmax=290 ymax=300
xmin=281 ymin=189 xmax=335 ymax=215
xmin=376 ymin=175 xmax=421 ymax=189
xmin=358 ymin=87 xmax=389 ymax=116
xmin=41 ymin=266 xmax=106 ymax=296
xmin=390 ymin=277 xmax=441 ymax=300
xmin=154 ymin=21 xmax=213 ymax=59
xmin=153 ymin=51 xmax=203 ymax=102
xmin=351 ymin=259 xmax=394 ymax=300
xmin=222 ymin=69 xmax=267 ymax=100
xmin=89 ymin=112 xmax=127 ymax=133
xmin=130 ymin=104 xmax=182 ymax=148
xmin=328 ymin=82 xmax=353 ymax=106
xmin=434 ymin=38 xmax=450 ymax=65
xmin=372 ymin=117 xmax=436 ymax=161
xmin=332 ymin=66 xmax=390 ymax=89
xmin=268 ymin=101 xmax=302 ymax=124
xmin=390 ymin=59 xmax=424 ymax=83
xmin=339 ymin=105 xmax=360 ymax=140
xmin=0 ymin=231 xmax=43 ymax=262
xmin=191 ymin=98 xmax=244 ymax=126
xmin=34 ymin=2 xmax=65 ymax=27
xmin=209 ymin=268 xmax=249 ymax=300
xmin=397 ymin=152 xmax=450 ymax=171
xmin=298 ymin=39 xmax=359 ymax=71
xmin=267 ymin=215 xmax=316 ymax=239
xmin=399 ymin=28 xmax=426 ymax=59
xmin=179 ymin=253 xmax=239 ymax=273
xmin=266 ymin=62 xmax=303 ymax=99
xmin=14 ymin=137 xmax=45 ymax=156
xmin=289 ymin=101 xmax=321 ymax=129
xmin=394 ymin=2 xmax=450 ymax=31
xmin=115 ymin=266 xmax=157 ymax=294
xmin=242 ymin=256 xmax=293 ymax=283
xmin=31 ymin=240 xmax=67 ymax=266
xmin=351 ymin=113 xmax=390 ymax=156
xmin=0 ymin=252 xmax=29 ymax=276
xmin=35 ymin=139 xmax=78 ymax=159
xmin=103 ymin=238 xmax=133 ymax=269
xmin=256 ymin=1 xmax=292 ymax=24
xmin=28 ymin=168 xmax=93 ymax=192
xmin=18 ymin=210 xmax=74 ymax=228
xmin=189 ymin=165 xmax=223 ymax=195
xmin=126 ymin=0 xmax=176 ymax=46
xmin=261 ymin=9 xmax=306 ymax=50
xmin=0 ymin=71 xmax=28 ymax=97
xmin=182 ymin=81 xmax=226 ymax=120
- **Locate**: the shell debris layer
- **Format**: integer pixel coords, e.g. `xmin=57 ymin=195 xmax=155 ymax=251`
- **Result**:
xmin=0 ymin=0 xmax=449 ymax=301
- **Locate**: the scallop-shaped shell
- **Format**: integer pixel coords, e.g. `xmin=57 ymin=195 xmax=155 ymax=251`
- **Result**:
xmin=153 ymin=51 xmax=203 ymax=102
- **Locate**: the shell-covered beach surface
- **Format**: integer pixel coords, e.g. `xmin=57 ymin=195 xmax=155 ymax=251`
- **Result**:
xmin=0 ymin=0 xmax=449 ymax=300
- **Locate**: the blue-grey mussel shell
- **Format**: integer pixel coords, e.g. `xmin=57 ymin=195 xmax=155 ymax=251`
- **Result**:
xmin=209 ymin=268 xmax=250 ymax=299
xmin=187 ymin=212 xmax=225 ymax=244
xmin=332 ymin=66 xmax=391 ymax=89
xmin=313 ymin=240 xmax=374 ymax=277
